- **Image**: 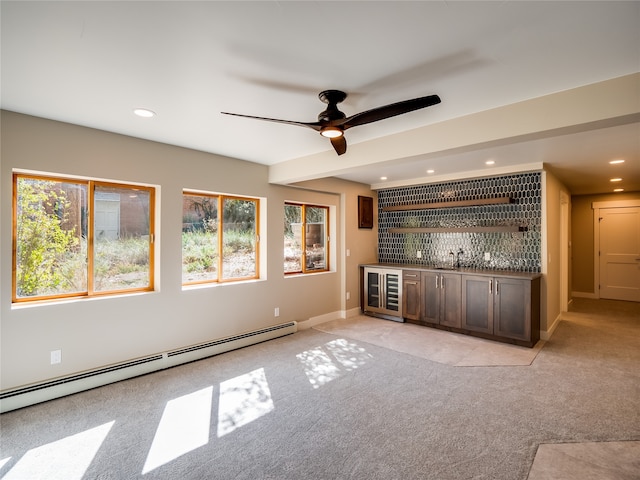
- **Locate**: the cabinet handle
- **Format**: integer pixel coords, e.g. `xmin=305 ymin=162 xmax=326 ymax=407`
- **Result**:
xmin=489 ymin=279 xmax=493 ymax=294
xmin=406 ymin=274 xmax=418 ymax=277
xmin=440 ymin=275 xmax=444 ymax=289
xmin=406 ymin=281 xmax=418 ymax=285
xmin=495 ymin=280 xmax=499 ymax=295
xmin=435 ymin=276 xmax=439 ymax=289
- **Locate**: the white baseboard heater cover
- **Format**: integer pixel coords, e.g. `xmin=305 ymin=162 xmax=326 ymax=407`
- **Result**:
xmin=0 ymin=321 xmax=297 ymax=413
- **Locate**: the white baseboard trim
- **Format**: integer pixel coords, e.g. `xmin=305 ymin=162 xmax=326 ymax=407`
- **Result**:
xmin=572 ymin=291 xmax=598 ymax=299
xmin=540 ymin=312 xmax=563 ymax=341
xmin=296 ymin=310 xmax=344 ymax=330
xmin=0 ymin=321 xmax=297 ymax=413
xmin=296 ymin=308 xmax=361 ymax=330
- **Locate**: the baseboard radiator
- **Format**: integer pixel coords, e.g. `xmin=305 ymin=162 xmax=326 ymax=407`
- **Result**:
xmin=0 ymin=321 xmax=297 ymax=413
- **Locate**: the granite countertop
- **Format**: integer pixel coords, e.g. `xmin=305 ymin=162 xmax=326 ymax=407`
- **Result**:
xmin=360 ymin=263 xmax=542 ymax=280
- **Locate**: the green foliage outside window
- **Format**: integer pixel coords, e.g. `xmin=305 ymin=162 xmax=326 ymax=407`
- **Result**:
xmin=15 ymin=178 xmax=83 ymax=297
xmin=13 ymin=174 xmax=154 ymax=302
xmin=284 ymin=203 xmax=328 ymax=274
xmin=182 ymin=192 xmax=258 ymax=284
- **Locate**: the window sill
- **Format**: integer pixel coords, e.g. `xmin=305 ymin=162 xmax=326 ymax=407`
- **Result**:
xmin=11 ymin=290 xmax=157 ymax=309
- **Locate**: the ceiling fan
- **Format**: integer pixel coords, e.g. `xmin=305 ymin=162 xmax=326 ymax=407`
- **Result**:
xmin=222 ymin=90 xmax=441 ymax=155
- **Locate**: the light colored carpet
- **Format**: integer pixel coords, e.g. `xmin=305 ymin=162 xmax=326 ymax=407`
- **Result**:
xmin=314 ymin=314 xmax=545 ymax=366
xmin=1 ymin=298 xmax=637 ymax=479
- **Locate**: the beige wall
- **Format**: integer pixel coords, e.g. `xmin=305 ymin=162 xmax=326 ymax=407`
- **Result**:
xmin=542 ymin=170 xmax=571 ymax=335
xmin=571 ymin=191 xmax=640 ymax=296
xmin=293 ymin=178 xmax=378 ymax=313
xmin=0 ymin=111 xmax=376 ymax=390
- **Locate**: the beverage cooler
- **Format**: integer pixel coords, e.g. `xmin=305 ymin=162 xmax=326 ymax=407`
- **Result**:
xmin=363 ymin=267 xmax=403 ymax=321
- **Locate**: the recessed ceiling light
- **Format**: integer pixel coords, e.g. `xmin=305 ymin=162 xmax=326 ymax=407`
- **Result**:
xmin=610 ymin=178 xmax=623 ymax=182
xmin=609 ymin=159 xmax=625 ymax=164
xmin=380 ymin=176 xmax=387 ymax=181
xmin=133 ymin=108 xmax=156 ymax=118
xmin=426 ymin=169 xmax=435 ymax=174
xmin=613 ymin=188 xmax=624 ymax=192
xmin=485 ymin=160 xmax=495 ymax=165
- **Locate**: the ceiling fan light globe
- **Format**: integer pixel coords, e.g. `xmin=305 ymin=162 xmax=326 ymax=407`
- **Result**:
xmin=320 ymin=127 xmax=343 ymax=138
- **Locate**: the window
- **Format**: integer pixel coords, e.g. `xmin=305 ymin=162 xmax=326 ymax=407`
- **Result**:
xmin=182 ymin=192 xmax=259 ymax=284
xmin=284 ymin=203 xmax=329 ymax=274
xmin=13 ymin=173 xmax=155 ymax=302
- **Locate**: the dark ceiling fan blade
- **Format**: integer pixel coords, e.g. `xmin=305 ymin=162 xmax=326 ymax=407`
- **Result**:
xmin=222 ymin=90 xmax=440 ymax=156
xmin=221 ymin=112 xmax=322 ymax=132
xmin=331 ymin=135 xmax=347 ymax=155
xmin=338 ymin=94 xmax=441 ymax=130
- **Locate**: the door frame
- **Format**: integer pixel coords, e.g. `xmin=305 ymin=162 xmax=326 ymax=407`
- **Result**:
xmin=560 ymin=191 xmax=569 ymax=311
xmin=592 ymin=199 xmax=640 ymax=299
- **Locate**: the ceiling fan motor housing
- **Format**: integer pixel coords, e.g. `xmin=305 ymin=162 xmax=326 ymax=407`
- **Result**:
xmin=317 ymin=90 xmax=348 ymax=123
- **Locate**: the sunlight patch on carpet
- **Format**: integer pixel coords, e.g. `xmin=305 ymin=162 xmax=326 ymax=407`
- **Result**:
xmin=297 ymin=338 xmax=373 ymax=389
xmin=143 ymin=386 xmax=213 ymax=474
xmin=2 ymin=421 xmax=114 ymax=480
xmin=217 ymin=368 xmax=274 ymax=438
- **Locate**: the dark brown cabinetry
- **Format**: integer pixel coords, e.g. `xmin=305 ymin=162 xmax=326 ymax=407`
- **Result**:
xmin=422 ymin=271 xmax=461 ymax=328
xmin=461 ymin=275 xmax=493 ymax=334
xmin=362 ymin=264 xmax=541 ymax=347
xmin=402 ymin=270 xmax=421 ymax=321
xmin=461 ymin=274 xmax=540 ymax=346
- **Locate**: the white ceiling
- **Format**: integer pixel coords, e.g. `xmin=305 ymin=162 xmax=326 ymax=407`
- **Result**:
xmin=2 ymin=1 xmax=639 ymax=195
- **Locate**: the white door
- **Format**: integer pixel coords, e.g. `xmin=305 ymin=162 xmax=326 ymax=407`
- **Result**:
xmin=599 ymin=207 xmax=640 ymax=302
xmin=95 ymin=199 xmax=120 ymax=240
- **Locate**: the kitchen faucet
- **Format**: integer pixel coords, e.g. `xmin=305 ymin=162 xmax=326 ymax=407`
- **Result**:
xmin=449 ymin=249 xmax=464 ymax=268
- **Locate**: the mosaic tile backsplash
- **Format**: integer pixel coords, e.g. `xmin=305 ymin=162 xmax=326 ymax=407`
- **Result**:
xmin=377 ymin=172 xmax=542 ymax=272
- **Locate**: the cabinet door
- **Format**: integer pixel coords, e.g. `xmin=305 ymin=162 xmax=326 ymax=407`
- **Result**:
xmin=365 ymin=270 xmax=381 ymax=309
xmin=384 ymin=272 xmax=401 ymax=314
xmin=402 ymin=271 xmax=421 ymax=321
xmin=421 ymin=271 xmax=440 ymax=324
xmin=462 ymin=275 xmax=493 ymax=334
xmin=494 ymin=278 xmax=530 ymax=341
xmin=440 ymin=273 xmax=462 ymax=328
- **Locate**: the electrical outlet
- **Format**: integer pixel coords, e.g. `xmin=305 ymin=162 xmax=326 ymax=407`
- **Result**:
xmin=346 ymin=249 xmax=351 ymax=257
xmin=346 ymin=292 xmax=351 ymax=300
xmin=274 ymin=307 xmax=280 ymax=317
xmin=484 ymin=252 xmax=491 ymax=261
xmin=416 ymin=250 xmax=422 ymax=258
xmin=51 ymin=350 xmax=61 ymax=365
